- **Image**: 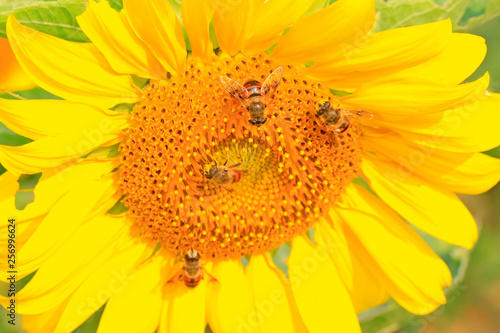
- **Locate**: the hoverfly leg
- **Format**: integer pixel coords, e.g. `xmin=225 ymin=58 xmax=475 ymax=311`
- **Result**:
xmin=220 ymin=186 xmax=234 ymax=193
xmin=202 ymin=268 xmax=219 ymax=283
xmin=167 ymin=268 xmax=184 ymax=284
xmin=329 ymin=131 xmax=338 ymax=148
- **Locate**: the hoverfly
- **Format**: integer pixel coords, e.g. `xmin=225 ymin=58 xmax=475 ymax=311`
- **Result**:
xmin=315 ymin=100 xmax=373 ymax=142
xmin=220 ymin=67 xmax=283 ymax=127
xmin=205 ymin=159 xmax=246 ymax=186
xmin=167 ymin=249 xmax=217 ymax=288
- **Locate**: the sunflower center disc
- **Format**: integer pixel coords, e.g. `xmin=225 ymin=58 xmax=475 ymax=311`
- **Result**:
xmin=118 ymin=55 xmax=363 ymax=260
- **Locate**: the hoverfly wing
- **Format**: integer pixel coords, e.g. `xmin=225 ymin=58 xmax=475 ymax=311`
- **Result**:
xmin=346 ymin=109 xmax=374 ymax=120
xmin=220 ymin=76 xmax=247 ymax=101
xmin=166 ymin=268 xmax=184 ymax=284
xmin=261 ymin=67 xmax=283 ymax=95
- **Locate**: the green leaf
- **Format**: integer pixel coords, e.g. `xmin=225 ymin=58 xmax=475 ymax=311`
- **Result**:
xmin=107 ymin=0 xmax=123 ymax=11
xmin=457 ymin=0 xmax=500 ymax=30
xmin=375 ymin=0 xmax=500 ymax=32
xmin=374 ymin=0 xmax=470 ymax=31
xmin=0 ymin=0 xmax=89 ymax=42
xmin=18 ymin=172 xmax=42 ymax=190
xmin=16 ymin=173 xmax=42 ymax=209
xmin=483 ymin=146 xmax=500 ymax=158
xmin=167 ymin=0 xmax=192 ymax=52
xmin=302 ymin=0 xmax=330 ymax=18
xmin=72 ymin=304 xmax=106 ymax=333
xmin=209 ymin=18 xmax=219 ymax=50
xmin=107 ymin=197 xmax=128 ymax=214
xmin=0 ymin=122 xmax=32 ymax=146
xmin=0 ymin=86 xmax=61 ymax=99
xmin=167 ymin=0 xmax=182 ymax=18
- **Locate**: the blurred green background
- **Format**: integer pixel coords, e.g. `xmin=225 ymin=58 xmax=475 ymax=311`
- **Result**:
xmin=422 ymin=15 xmax=500 ymax=333
xmin=1 ymin=0 xmax=500 ymax=332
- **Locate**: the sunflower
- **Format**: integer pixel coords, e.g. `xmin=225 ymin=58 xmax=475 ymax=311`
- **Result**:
xmin=1 ymin=0 xmax=500 ymax=332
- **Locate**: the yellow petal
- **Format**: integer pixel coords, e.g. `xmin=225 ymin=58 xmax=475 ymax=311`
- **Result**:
xmin=0 ymin=170 xmax=18 ymax=204
xmin=0 ymin=36 xmax=35 ymax=91
xmin=0 ymin=159 xmax=117 ymax=230
xmin=384 ymin=32 xmax=486 ymax=86
xmin=386 ymin=94 xmax=500 ymax=153
xmin=363 ymin=158 xmax=478 ymax=249
xmin=97 ymin=255 xmax=166 ymax=333
xmin=0 ymin=98 xmax=122 ymax=140
xmin=123 ymin=0 xmax=186 ymax=75
xmin=246 ymin=253 xmax=307 ymax=333
xmin=339 ymin=184 xmax=452 ymax=315
xmin=272 ymin=0 xmax=375 ymax=64
xmin=182 ymin=0 xmax=216 ymax=59
xmin=313 ymin=216 xmax=353 ymax=290
xmin=206 ymin=259 xmax=256 ymax=333
xmin=54 ymin=237 xmax=150 ymax=333
xmin=365 ymin=132 xmax=500 ymax=194
xmin=0 ymin=216 xmax=43 ymax=265
xmin=348 ymin=246 xmax=390 ymax=313
xmin=7 ymin=16 xmax=140 ymax=108
xmin=314 ymin=216 xmax=390 ymax=313
xmin=288 ymin=235 xmax=361 ymax=332
xmin=4 ymin=174 xmax=118 ymax=280
xmin=22 ymin=299 xmax=69 ymax=333
xmin=77 ymin=0 xmax=166 ymax=79
xmin=0 ymin=172 xmax=19 ymax=266
xmin=213 ymin=0 xmax=255 ymax=56
xmin=0 ymin=115 xmax=127 ymax=176
xmin=160 ymin=280 xmax=206 ymax=333
xmin=14 ymin=215 xmax=130 ymax=314
xmin=305 ymin=20 xmax=451 ymax=90
xmin=341 ymin=72 xmax=489 ymax=118
xmin=242 ymin=0 xmax=317 ymax=56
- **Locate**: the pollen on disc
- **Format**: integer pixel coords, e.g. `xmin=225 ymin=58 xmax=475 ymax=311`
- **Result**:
xmin=118 ymin=55 xmax=363 ymax=260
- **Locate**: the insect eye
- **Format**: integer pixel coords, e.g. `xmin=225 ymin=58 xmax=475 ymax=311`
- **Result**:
xmin=324 ymin=101 xmax=331 ymax=108
xmin=205 ymin=165 xmax=217 ymax=178
xmin=249 ymin=119 xmax=257 ymax=125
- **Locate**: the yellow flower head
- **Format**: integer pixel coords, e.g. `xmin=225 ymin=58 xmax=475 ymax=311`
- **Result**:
xmin=1 ymin=0 xmax=500 ymax=332
xmin=119 ymin=55 xmax=364 ymax=259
